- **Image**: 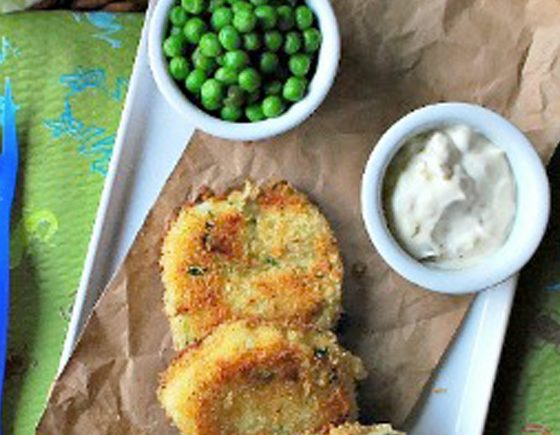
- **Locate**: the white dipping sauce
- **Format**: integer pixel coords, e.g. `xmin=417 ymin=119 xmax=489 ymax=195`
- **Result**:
xmin=384 ymin=124 xmax=517 ymax=269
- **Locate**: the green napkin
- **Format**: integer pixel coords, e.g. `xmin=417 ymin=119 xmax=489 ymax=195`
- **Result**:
xmin=0 ymin=11 xmax=142 ymax=434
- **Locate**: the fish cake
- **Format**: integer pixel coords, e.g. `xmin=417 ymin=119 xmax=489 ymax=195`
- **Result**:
xmin=158 ymin=320 xmax=366 ymax=435
xmin=309 ymin=423 xmax=405 ymax=435
xmin=160 ymin=181 xmax=343 ymax=349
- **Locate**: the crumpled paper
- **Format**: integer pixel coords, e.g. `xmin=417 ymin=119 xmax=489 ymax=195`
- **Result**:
xmin=38 ymin=0 xmax=560 ymax=432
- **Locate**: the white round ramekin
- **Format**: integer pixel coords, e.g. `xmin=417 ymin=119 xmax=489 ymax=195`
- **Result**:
xmin=361 ymin=103 xmax=550 ymax=294
xmin=148 ymin=0 xmax=340 ymax=141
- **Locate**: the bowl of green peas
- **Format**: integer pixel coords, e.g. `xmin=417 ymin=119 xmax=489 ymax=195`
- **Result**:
xmin=148 ymin=0 xmax=339 ymax=141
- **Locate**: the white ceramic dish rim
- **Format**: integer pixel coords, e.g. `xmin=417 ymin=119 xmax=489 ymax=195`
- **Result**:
xmin=148 ymin=0 xmax=340 ymax=141
xmin=361 ymin=102 xmax=550 ymax=295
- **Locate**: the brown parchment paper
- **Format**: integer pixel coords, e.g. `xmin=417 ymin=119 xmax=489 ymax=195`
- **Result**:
xmin=38 ymin=0 xmax=560 ymax=433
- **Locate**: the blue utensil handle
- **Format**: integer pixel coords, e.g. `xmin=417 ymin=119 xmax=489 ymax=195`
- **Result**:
xmin=0 ymin=77 xmax=17 ymax=434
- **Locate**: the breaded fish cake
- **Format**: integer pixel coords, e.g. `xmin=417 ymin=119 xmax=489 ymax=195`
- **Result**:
xmin=160 ymin=181 xmax=343 ymax=349
xmin=308 ymin=423 xmax=405 ymax=435
xmin=158 ymin=320 xmax=366 ymax=435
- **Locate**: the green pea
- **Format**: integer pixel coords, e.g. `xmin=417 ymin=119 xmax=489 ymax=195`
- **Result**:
xmin=254 ymin=5 xmax=277 ymax=30
xmin=200 ymin=33 xmax=222 ymax=57
xmin=276 ymin=5 xmax=295 ymax=31
xmin=282 ymin=76 xmax=306 ymax=102
xmin=185 ymin=68 xmax=207 ymax=93
xmin=223 ymin=49 xmax=249 ymax=70
xmin=170 ymin=26 xmax=184 ymax=36
xmin=259 ymin=52 xmax=279 ymax=74
xmin=289 ymin=53 xmax=311 ymax=77
xmin=249 ymin=0 xmax=268 ymax=5
xmin=211 ymin=7 xmax=234 ymax=30
xmin=169 ymin=57 xmax=190 ymax=80
xmin=201 ymin=78 xmax=225 ymax=102
xmin=264 ymin=80 xmax=282 ymax=95
xmin=233 ymin=9 xmax=257 ymax=32
xmin=192 ymin=49 xmax=218 ymax=73
xmin=183 ymin=17 xmax=207 ymax=44
xmin=202 ymin=95 xmax=222 ymax=111
xmin=163 ymin=34 xmax=186 ymax=57
xmin=303 ymin=28 xmax=321 ymax=53
xmin=169 ymin=6 xmax=188 ymax=26
xmin=239 ymin=67 xmax=262 ymax=92
xmin=215 ymin=66 xmax=238 ymax=85
xmin=284 ymin=31 xmax=302 ymax=55
xmin=232 ymin=1 xmax=253 ymax=13
xmin=218 ymin=25 xmax=242 ymax=50
xmin=224 ymin=85 xmax=245 ymax=106
xmin=221 ymin=105 xmax=243 ymax=121
xmin=209 ymin=0 xmax=226 ymax=11
xmin=246 ymin=103 xmax=265 ymax=122
xmin=264 ymin=31 xmax=283 ymax=52
xmin=295 ymin=5 xmax=313 ymax=30
xmin=262 ymin=95 xmax=284 ymax=118
xmin=243 ymin=32 xmax=261 ymax=51
xmin=181 ymin=0 xmax=206 ymax=14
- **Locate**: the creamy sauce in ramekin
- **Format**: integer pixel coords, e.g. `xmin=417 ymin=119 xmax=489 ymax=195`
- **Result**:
xmin=383 ymin=124 xmax=517 ymax=269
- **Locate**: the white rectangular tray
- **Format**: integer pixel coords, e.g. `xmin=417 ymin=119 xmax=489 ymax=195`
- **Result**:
xmin=59 ymin=6 xmax=515 ymax=435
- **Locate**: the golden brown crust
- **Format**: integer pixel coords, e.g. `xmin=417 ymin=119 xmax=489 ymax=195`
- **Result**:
xmin=158 ymin=320 xmax=366 ymax=435
xmin=160 ymin=180 xmax=343 ymax=349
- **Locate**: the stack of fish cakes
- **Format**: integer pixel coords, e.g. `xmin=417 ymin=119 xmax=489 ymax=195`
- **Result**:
xmin=157 ymin=181 xmax=398 ymax=434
